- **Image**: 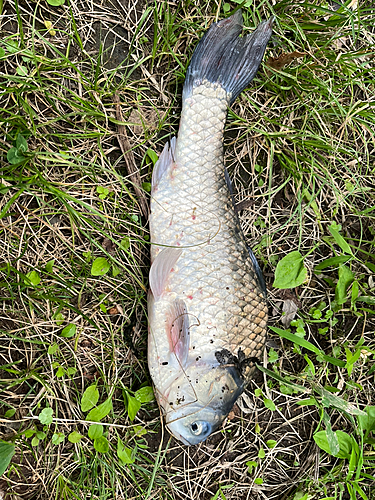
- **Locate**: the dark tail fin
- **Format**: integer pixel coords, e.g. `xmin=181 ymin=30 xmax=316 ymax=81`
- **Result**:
xmin=183 ymin=11 xmax=274 ymax=104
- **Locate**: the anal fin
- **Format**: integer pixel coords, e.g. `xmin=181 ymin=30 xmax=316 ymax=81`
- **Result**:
xmin=152 ymin=137 xmax=176 ymax=190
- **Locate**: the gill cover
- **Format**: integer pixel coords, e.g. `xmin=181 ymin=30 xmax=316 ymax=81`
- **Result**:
xmin=165 ymin=365 xmax=244 ymax=445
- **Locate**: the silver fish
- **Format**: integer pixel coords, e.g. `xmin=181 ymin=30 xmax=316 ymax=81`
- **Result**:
xmin=148 ymin=11 xmax=273 ymax=445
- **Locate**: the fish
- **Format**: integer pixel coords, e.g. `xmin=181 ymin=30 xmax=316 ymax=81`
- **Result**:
xmin=147 ymin=10 xmax=273 ymax=446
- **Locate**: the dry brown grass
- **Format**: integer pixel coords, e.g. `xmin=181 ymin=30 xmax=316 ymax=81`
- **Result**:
xmin=1 ymin=0 xmax=375 ymax=499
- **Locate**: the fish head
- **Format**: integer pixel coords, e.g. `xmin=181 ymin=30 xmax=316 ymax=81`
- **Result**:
xmin=164 ymin=363 xmax=244 ymax=445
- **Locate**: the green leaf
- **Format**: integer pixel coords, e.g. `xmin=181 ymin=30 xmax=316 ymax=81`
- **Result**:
xmin=146 ymin=148 xmax=158 ymax=165
xmin=88 ymin=424 xmax=103 ymax=440
xmin=256 ymin=364 xmax=309 ymax=393
xmin=263 ymin=398 xmax=276 ymax=411
xmin=81 ymin=385 xmax=99 ymax=412
xmin=0 ymin=441 xmax=15 ymax=476
xmin=254 ymin=478 xmax=263 ymax=485
xmin=356 ymin=296 xmax=375 ymax=305
xmin=120 ymin=238 xmax=130 ymax=250
xmin=54 ymin=312 xmax=64 ymax=325
xmin=365 ymin=262 xmax=375 ymax=273
xmin=134 ymin=386 xmax=154 ymax=403
xmin=16 ymin=65 xmax=28 ymax=76
xmin=273 ymin=251 xmax=307 ymax=289
xmin=96 ymin=186 xmax=109 ymax=199
xmin=304 ymin=354 xmax=315 ymax=377
xmin=46 ymin=0 xmax=65 ymax=5
xmin=36 ymin=431 xmax=46 ymax=440
xmin=4 ymin=409 xmax=16 ymax=419
xmin=347 ymin=445 xmax=358 ymax=480
xmin=322 ymin=412 xmax=340 ymax=456
xmin=82 ymin=251 xmax=92 ymax=262
xmin=24 ymin=270 xmax=40 ymax=286
xmin=127 ymin=394 xmax=141 ymax=421
xmin=258 ymin=447 xmax=265 ymax=459
xmin=48 ymin=343 xmax=58 ymax=355
xmin=0 ymin=48 xmax=5 ymax=58
xmin=117 ymin=439 xmax=135 ymax=464
xmin=31 ymin=436 xmax=39 ymax=447
xmin=23 ymin=429 xmax=35 ymax=438
xmin=246 ymin=460 xmax=257 ymax=474
xmin=56 ymin=366 xmax=64 ymax=377
xmin=223 ymin=3 xmax=231 ymax=13
xmin=7 ymin=147 xmax=25 ymax=164
xmin=16 ymin=134 xmax=28 ymax=152
xmin=131 ymin=425 xmax=148 ymax=437
xmin=68 ymin=431 xmax=83 ymax=444
xmin=266 ymin=440 xmax=277 ymax=449
xmin=4 ymin=40 xmax=19 ymax=54
xmin=112 ymin=265 xmax=121 ymax=277
xmin=269 ymin=326 xmax=346 ymax=367
xmin=345 ymin=347 xmax=362 ymax=377
xmin=268 ymin=348 xmax=278 ymax=363
xmin=351 ymin=281 xmax=359 ymax=305
xmin=314 ymin=430 xmax=352 ymax=459
xmin=38 ymin=408 xmax=53 ymax=425
xmin=297 ymin=397 xmax=318 ymax=406
xmin=94 ymin=436 xmax=109 ymax=453
xmin=312 ymin=384 xmax=365 ymax=416
xmin=328 ymin=222 xmax=353 ymax=255
xmin=86 ymin=398 xmax=112 ymax=422
xmin=60 ymin=323 xmax=76 ymax=338
xmin=142 ymin=182 xmax=151 ymax=192
xmin=91 ymin=257 xmax=110 ymax=276
xmin=52 ymin=433 xmax=65 ymax=445
xmin=45 ymin=259 xmax=54 ymax=273
xmin=357 ymin=406 xmax=375 ymax=433
xmin=280 ymin=384 xmax=294 ymax=395
xmin=335 ymin=264 xmax=354 ymax=305
xmin=293 ymin=493 xmax=309 ymax=500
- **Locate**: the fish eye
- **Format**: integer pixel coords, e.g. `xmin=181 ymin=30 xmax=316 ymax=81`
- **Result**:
xmin=190 ymin=421 xmax=211 ymax=436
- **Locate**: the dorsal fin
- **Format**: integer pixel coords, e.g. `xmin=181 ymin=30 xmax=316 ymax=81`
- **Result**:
xmin=149 ymin=247 xmax=182 ymax=299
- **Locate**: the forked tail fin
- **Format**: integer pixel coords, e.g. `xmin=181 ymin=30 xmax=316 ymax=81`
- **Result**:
xmin=183 ymin=10 xmax=274 ymax=104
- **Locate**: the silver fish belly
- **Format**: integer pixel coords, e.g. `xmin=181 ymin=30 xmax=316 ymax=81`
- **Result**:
xmin=148 ymin=11 xmax=273 ymax=445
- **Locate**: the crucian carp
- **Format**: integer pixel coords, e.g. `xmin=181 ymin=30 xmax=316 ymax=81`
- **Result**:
xmin=148 ymin=10 xmax=273 ymax=445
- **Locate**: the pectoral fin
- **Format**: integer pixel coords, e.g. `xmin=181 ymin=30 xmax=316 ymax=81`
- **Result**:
xmin=149 ymin=247 xmax=182 ymax=299
xmin=166 ymin=299 xmax=189 ymax=367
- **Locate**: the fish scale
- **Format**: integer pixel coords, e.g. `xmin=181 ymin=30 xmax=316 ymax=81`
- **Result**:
xmin=148 ymin=11 xmax=273 ymax=445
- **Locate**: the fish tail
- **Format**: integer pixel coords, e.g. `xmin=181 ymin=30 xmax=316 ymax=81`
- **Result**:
xmin=183 ymin=10 xmax=274 ymax=104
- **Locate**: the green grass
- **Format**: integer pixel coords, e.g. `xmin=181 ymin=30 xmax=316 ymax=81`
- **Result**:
xmin=1 ymin=0 xmax=375 ymax=499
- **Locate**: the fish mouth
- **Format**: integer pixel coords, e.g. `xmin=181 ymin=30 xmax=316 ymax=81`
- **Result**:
xmin=165 ymin=404 xmax=225 ymax=446
xmin=165 ymin=425 xmax=192 ymax=446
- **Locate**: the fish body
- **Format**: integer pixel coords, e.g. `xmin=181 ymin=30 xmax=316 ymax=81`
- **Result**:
xmin=148 ymin=11 xmax=273 ymax=445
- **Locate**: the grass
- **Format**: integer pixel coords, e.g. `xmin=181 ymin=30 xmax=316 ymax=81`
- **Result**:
xmin=0 ymin=0 xmax=374 ymax=498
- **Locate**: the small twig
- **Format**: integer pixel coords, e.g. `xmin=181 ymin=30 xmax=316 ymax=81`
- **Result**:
xmin=113 ymin=93 xmax=149 ymax=219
